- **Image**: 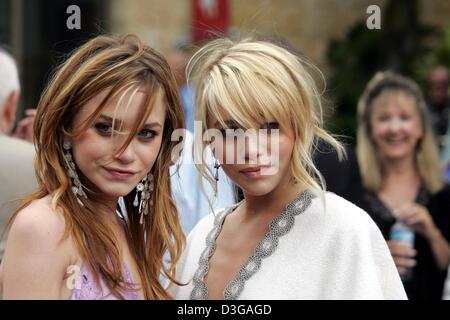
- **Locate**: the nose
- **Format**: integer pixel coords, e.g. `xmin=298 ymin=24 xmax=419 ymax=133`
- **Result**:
xmin=387 ymin=117 xmax=402 ymax=133
xmin=244 ymin=130 xmax=262 ymax=164
xmin=113 ymin=139 xmax=136 ymax=164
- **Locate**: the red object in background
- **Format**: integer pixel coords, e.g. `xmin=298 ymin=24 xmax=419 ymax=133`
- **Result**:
xmin=193 ymin=0 xmax=229 ymax=42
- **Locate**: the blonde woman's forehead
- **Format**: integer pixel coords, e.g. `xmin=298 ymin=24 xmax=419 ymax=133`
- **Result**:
xmin=371 ymin=90 xmax=418 ymax=115
xmin=202 ymin=78 xmax=294 ymax=127
xmin=206 ymin=105 xmax=283 ymax=131
xmin=206 ymin=105 xmax=246 ymax=129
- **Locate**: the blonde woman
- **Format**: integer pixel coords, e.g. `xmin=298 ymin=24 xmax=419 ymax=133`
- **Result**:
xmin=170 ymin=38 xmax=406 ymax=300
xmin=352 ymin=71 xmax=450 ymax=300
xmin=0 ymin=34 xmax=185 ymax=299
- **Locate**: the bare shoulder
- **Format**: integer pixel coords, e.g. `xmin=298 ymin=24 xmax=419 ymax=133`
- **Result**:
xmin=1 ymin=196 xmax=76 ymax=299
xmin=7 ymin=195 xmax=69 ymax=253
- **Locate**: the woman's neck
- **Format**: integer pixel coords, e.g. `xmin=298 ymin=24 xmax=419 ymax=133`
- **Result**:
xmin=241 ymin=175 xmax=305 ymax=221
xmin=381 ymin=155 xmax=419 ymax=184
xmin=378 ymin=156 xmax=421 ymax=209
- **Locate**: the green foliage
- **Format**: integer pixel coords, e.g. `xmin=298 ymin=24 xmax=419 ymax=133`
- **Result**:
xmin=326 ymin=22 xmax=383 ymax=140
xmin=325 ymin=0 xmax=438 ymax=143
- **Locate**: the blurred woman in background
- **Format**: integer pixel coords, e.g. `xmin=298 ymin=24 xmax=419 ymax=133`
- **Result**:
xmin=352 ymin=71 xmax=450 ymax=300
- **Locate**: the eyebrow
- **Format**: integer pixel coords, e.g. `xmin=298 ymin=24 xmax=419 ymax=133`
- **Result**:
xmin=213 ymin=120 xmax=240 ymax=128
xmin=98 ymin=115 xmax=162 ymax=129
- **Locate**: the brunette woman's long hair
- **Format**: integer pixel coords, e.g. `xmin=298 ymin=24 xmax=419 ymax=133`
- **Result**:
xmin=6 ymin=34 xmax=185 ymax=299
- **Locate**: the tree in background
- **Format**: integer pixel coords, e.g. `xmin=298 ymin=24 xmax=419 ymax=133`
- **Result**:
xmin=326 ymin=0 xmax=438 ymax=142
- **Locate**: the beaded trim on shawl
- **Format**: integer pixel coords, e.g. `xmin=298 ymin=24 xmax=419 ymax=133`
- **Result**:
xmin=190 ymin=190 xmax=316 ymax=300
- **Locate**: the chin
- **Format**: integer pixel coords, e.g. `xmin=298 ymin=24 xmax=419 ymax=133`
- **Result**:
xmin=383 ymin=150 xmax=413 ymax=161
xmin=96 ymin=183 xmax=135 ymax=198
xmin=239 ymin=183 xmax=275 ymax=197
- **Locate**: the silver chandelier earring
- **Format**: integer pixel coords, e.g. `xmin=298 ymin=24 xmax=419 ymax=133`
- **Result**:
xmin=134 ymin=172 xmax=154 ymax=224
xmin=63 ymin=141 xmax=87 ymax=207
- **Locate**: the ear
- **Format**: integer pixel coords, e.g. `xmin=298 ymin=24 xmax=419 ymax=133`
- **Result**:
xmin=3 ymin=91 xmax=20 ymax=133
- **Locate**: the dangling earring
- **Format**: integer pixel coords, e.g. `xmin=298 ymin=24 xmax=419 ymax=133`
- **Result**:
xmin=63 ymin=141 xmax=87 ymax=207
xmin=214 ymin=160 xmax=221 ymax=182
xmin=134 ymin=172 xmax=154 ymax=224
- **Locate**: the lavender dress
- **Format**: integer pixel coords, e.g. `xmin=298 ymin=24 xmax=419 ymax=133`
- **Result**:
xmin=70 ymin=262 xmax=141 ymax=300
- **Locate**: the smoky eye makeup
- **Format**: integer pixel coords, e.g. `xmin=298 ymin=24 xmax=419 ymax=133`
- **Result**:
xmin=94 ymin=121 xmax=160 ymax=141
xmin=94 ymin=122 xmax=113 ymax=135
xmin=217 ymin=121 xmax=280 ymax=136
xmin=260 ymin=122 xmax=280 ymax=130
xmin=137 ymin=128 xmax=159 ymax=140
xmin=218 ymin=126 xmax=242 ymax=136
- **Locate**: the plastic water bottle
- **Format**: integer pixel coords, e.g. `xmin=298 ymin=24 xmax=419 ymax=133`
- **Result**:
xmin=389 ymin=220 xmax=415 ymax=282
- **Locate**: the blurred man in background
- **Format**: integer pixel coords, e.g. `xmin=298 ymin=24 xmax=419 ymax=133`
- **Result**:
xmin=0 ymin=49 xmax=36 ymax=261
xmin=166 ymin=41 xmax=237 ymax=234
xmin=166 ymin=43 xmax=195 ymax=133
xmin=426 ymin=66 xmax=450 ymax=149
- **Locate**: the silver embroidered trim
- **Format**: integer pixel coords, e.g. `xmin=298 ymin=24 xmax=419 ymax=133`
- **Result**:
xmin=190 ymin=190 xmax=315 ymax=300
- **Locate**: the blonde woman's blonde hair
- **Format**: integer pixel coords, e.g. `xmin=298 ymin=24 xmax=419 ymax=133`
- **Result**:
xmin=187 ymin=37 xmax=344 ymax=202
xmin=357 ymin=71 xmax=443 ymax=194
